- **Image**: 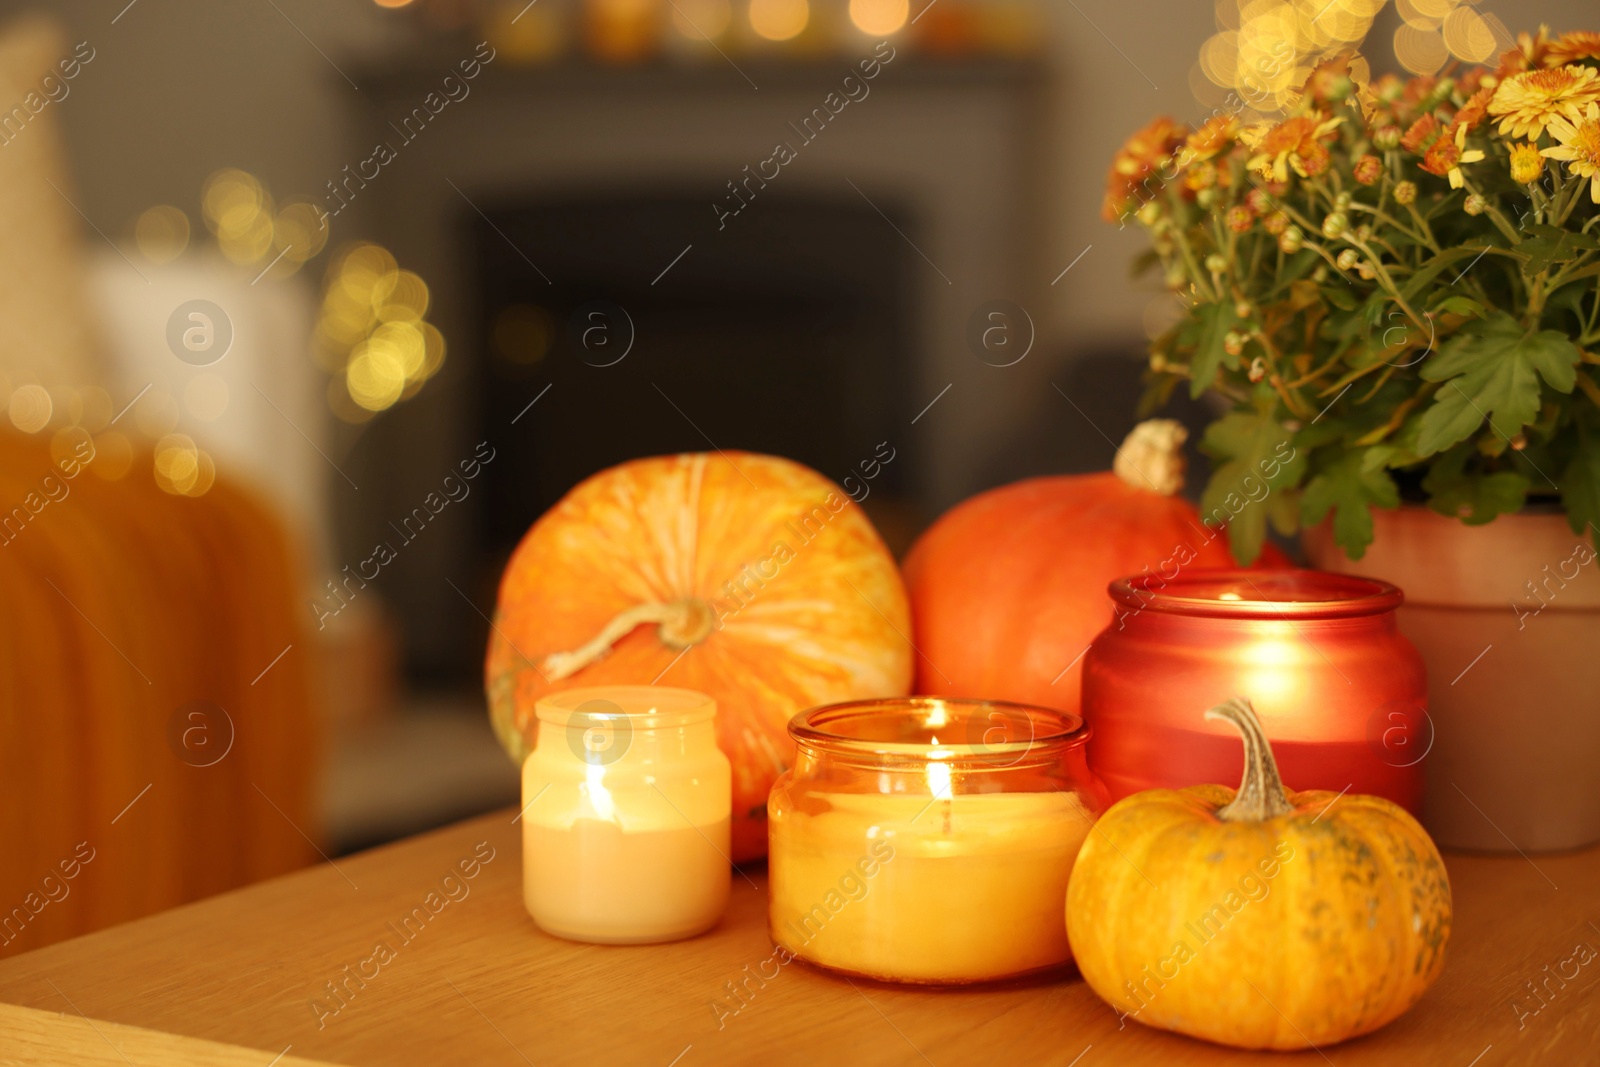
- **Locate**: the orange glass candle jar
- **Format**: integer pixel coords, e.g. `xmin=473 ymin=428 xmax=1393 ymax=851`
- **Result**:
xmin=767 ymin=698 xmax=1107 ymax=985
xmin=1081 ymin=569 xmax=1427 ymax=814
xmin=521 ymin=686 xmax=731 ymax=944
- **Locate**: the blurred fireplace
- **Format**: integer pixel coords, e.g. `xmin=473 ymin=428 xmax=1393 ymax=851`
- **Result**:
xmin=468 ymin=192 xmax=914 ymax=563
xmin=345 ymin=53 xmax=1043 ymax=682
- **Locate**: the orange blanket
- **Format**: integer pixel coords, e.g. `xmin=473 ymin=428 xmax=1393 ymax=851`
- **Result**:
xmin=0 ymin=430 xmax=319 ymax=955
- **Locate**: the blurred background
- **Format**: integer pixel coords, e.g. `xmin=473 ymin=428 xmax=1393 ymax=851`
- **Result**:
xmin=0 ymin=0 xmax=1590 ymax=949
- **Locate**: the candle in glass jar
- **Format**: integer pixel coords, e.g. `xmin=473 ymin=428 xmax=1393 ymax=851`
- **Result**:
xmin=768 ymin=699 xmax=1105 ymax=984
xmin=522 ymin=686 xmax=731 ymax=944
xmin=1081 ymin=569 xmax=1427 ymax=813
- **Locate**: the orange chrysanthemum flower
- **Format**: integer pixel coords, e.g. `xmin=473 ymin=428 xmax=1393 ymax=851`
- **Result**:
xmin=1542 ymin=101 xmax=1600 ymax=203
xmin=1418 ymin=124 xmax=1485 ymax=188
xmin=1244 ymin=113 xmax=1344 ymax=182
xmin=1185 ymin=113 xmax=1239 ymax=162
xmin=1545 ymin=31 xmax=1600 ymax=68
xmin=1102 ymin=116 xmax=1188 ymax=223
xmin=1401 ymin=114 xmax=1444 ymax=155
xmin=1489 ymin=65 xmax=1600 ymax=138
xmin=1453 ymin=87 xmax=1496 ymax=132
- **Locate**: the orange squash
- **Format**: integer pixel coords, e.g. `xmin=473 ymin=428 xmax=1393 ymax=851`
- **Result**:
xmin=486 ymin=451 xmax=913 ymax=861
xmin=903 ymin=420 xmax=1285 ymax=711
xmin=1066 ymin=697 xmax=1451 ymax=1050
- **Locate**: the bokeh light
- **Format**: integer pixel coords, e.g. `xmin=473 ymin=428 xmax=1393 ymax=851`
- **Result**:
xmin=9 ymin=384 xmax=52 ymax=433
xmin=1394 ymin=21 xmax=1449 ymax=74
xmin=315 ymin=242 xmax=446 ymax=419
xmin=849 ymin=0 xmax=908 ymax=36
xmin=154 ymin=433 xmax=203 ymax=495
xmin=750 ymin=0 xmax=809 ymax=42
xmin=1201 ymin=0 xmax=1387 ymax=112
xmin=134 ymin=205 xmax=191 ymax=264
xmin=671 ymin=0 xmax=733 ymax=40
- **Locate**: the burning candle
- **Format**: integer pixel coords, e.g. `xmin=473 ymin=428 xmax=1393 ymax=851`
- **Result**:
xmin=1081 ymin=568 xmax=1427 ymax=813
xmin=768 ymin=698 xmax=1105 ymax=984
xmin=521 ymin=686 xmax=731 ymax=944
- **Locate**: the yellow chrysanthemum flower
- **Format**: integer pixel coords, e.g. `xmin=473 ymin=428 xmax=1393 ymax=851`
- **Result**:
xmin=1542 ymin=101 xmax=1600 ymax=203
xmin=1488 ymin=65 xmax=1600 ymax=139
xmin=1508 ymin=142 xmax=1545 ymax=184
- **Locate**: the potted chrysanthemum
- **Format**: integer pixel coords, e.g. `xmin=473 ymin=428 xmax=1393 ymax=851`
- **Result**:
xmin=1106 ymin=28 xmax=1600 ymax=852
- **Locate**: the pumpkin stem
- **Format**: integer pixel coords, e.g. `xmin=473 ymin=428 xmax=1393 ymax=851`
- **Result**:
xmin=1113 ymin=419 xmax=1187 ymax=497
xmin=541 ymin=598 xmax=714 ymax=682
xmin=1205 ymin=697 xmax=1295 ymax=822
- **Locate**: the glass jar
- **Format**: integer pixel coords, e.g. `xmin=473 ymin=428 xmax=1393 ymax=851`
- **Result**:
xmin=1081 ymin=568 xmax=1427 ymax=814
xmin=521 ymin=686 xmax=731 ymax=944
xmin=767 ymin=697 xmax=1107 ymax=985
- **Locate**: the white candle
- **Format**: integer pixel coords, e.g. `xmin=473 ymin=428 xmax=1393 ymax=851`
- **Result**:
xmin=522 ymin=686 xmax=731 ymax=944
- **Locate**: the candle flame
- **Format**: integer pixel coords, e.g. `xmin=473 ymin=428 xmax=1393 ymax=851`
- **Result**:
xmin=926 ymin=758 xmax=952 ymax=800
xmin=585 ymin=763 xmax=617 ymax=823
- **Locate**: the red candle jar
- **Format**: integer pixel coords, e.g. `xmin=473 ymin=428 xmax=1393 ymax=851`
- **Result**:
xmin=1080 ymin=569 xmax=1426 ymax=815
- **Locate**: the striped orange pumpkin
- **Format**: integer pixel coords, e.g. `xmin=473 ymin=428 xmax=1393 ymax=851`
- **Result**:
xmin=485 ymin=452 xmax=912 ymax=861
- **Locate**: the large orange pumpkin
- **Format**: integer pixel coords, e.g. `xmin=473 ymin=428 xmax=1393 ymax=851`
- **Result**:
xmin=486 ymin=451 xmax=913 ymax=861
xmin=903 ymin=420 xmax=1284 ymax=711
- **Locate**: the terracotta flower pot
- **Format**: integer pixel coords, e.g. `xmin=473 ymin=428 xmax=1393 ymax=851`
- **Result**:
xmin=1304 ymin=506 xmax=1600 ymax=852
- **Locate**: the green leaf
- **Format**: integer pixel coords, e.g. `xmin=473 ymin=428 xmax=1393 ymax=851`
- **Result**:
xmin=1561 ymin=430 xmax=1600 ymax=539
xmin=1401 ymin=242 xmax=1497 ymax=301
xmin=1198 ymin=402 xmax=1308 ymax=565
xmin=1187 ymin=301 xmax=1240 ymax=400
xmin=1431 ymin=295 xmax=1485 ymax=318
xmin=1415 ymin=312 xmax=1580 ymax=455
xmin=1421 ymin=445 xmax=1530 ymax=526
xmin=1300 ymin=449 xmax=1400 ymax=560
xmin=1513 ymin=224 xmax=1600 ymax=279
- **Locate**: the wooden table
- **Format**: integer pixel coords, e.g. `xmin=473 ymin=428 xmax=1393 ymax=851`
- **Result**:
xmin=0 ymin=809 xmax=1595 ymax=1066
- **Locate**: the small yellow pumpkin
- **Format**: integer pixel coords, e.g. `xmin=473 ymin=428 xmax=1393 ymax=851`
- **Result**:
xmin=1066 ymin=697 xmax=1450 ymax=1050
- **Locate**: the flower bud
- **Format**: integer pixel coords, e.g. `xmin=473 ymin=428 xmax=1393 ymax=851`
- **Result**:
xmin=1464 ymin=194 xmax=1487 ymax=216
xmin=1264 ymin=211 xmax=1289 ymax=236
xmin=1357 ymin=262 xmax=1377 ymax=280
xmin=1279 ymin=226 xmax=1304 ymax=254
xmin=1509 ymin=142 xmax=1544 ymax=185
xmin=1334 ymin=191 xmax=1353 ymax=211
xmin=1224 ymin=331 xmax=1246 ymax=357
xmin=1336 ymin=249 xmax=1359 ymax=271
xmin=1196 ymin=188 xmax=1218 ymax=209
xmin=1225 ymin=205 xmax=1254 ymax=233
xmin=1137 ymin=200 xmax=1162 ymax=226
xmin=1247 ymin=356 xmax=1267 ymax=383
xmin=1205 ymin=253 xmax=1228 ymax=274
xmin=1322 ymin=212 xmax=1348 ymax=239
xmin=1373 ymin=126 xmax=1401 ymax=150
xmin=1394 ymin=180 xmax=1417 ymax=205
xmin=1353 ymin=154 xmax=1383 ymax=185
xmin=1235 ymin=300 xmax=1254 ymax=320
xmin=1312 ymin=265 xmax=1328 ymax=283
